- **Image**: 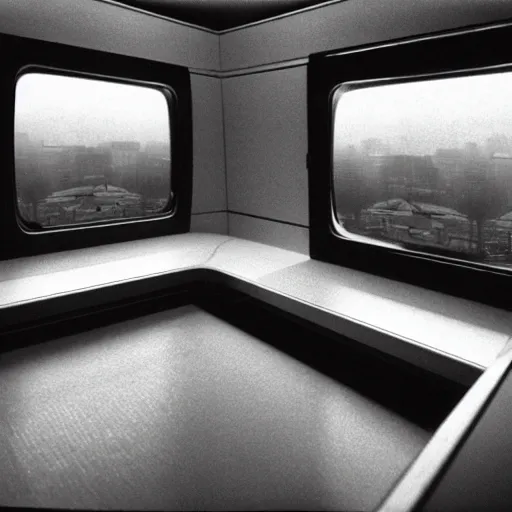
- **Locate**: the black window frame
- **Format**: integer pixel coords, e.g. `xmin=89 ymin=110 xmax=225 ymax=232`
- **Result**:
xmin=307 ymin=20 xmax=512 ymax=311
xmin=1 ymin=33 xmax=192 ymax=260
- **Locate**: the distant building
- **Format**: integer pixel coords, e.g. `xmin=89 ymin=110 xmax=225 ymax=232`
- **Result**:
xmin=461 ymin=143 xmax=494 ymax=182
xmin=485 ymin=134 xmax=511 ymax=159
xmin=491 ymin=154 xmax=512 ymax=208
xmin=379 ymin=154 xmax=441 ymax=199
xmin=99 ymin=141 xmax=140 ymax=167
xmin=98 ymin=141 xmax=141 ymax=190
xmin=145 ymin=141 xmax=170 ymax=159
xmin=432 ymin=148 xmax=466 ymax=199
xmin=98 ymin=141 xmax=140 ymax=192
xmin=360 ymin=138 xmax=392 ymax=158
xmin=39 ymin=145 xmax=88 ymax=189
xmin=136 ymin=150 xmax=170 ymax=199
xmin=15 ymin=132 xmax=33 ymax=157
xmin=74 ymin=151 xmax=112 ymax=185
xmin=432 ymin=149 xmax=464 ymax=176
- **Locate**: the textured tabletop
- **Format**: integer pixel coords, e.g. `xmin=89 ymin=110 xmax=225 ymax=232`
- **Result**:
xmin=0 ymin=305 xmax=428 ymax=511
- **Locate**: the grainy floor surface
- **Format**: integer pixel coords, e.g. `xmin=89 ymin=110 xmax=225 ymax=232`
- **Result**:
xmin=0 ymin=305 xmax=429 ymax=510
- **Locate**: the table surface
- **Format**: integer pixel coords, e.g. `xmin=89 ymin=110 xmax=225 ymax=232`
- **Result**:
xmin=0 ymin=305 xmax=429 ymax=511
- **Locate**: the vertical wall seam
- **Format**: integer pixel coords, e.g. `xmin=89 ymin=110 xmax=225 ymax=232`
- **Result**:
xmin=217 ymin=31 xmax=224 ymax=72
xmin=218 ymin=34 xmax=230 ymax=235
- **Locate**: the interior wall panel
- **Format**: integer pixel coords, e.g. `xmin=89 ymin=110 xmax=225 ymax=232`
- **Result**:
xmin=191 ymin=75 xmax=227 ymax=214
xmin=0 ymin=0 xmax=219 ymax=70
xmin=223 ymin=67 xmax=309 ymax=226
xmin=228 ymin=213 xmax=309 ymax=254
xmin=220 ymin=0 xmax=512 ymax=71
xmin=190 ymin=212 xmax=228 ymax=234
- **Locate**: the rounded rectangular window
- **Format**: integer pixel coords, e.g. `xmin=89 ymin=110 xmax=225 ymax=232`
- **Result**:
xmin=332 ymin=71 xmax=512 ymax=270
xmin=15 ymin=71 xmax=173 ymax=229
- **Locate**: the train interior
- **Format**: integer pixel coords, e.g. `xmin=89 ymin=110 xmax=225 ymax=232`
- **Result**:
xmin=1 ymin=1 xmax=512 ymax=511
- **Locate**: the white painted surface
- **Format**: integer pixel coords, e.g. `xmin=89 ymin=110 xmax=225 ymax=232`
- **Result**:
xmin=190 ymin=212 xmax=228 ymax=234
xmin=223 ymin=67 xmax=309 ymax=225
xmin=205 ymin=237 xmax=309 ymax=280
xmin=237 ymin=282 xmax=481 ymax=385
xmin=191 ymin=75 xmax=227 ymax=213
xmin=0 ymin=0 xmax=219 ymax=70
xmin=0 ymin=235 xmax=225 ymax=306
xmin=257 ymin=260 xmax=512 ymax=370
xmin=228 ymin=213 xmax=309 ymax=254
xmin=220 ymin=0 xmax=512 ymax=70
xmin=0 ymin=233 xmax=229 ymax=282
xmin=0 ymin=234 xmax=507 ymax=377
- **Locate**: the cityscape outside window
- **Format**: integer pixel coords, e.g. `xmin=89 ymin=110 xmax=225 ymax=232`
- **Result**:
xmin=332 ymin=71 xmax=512 ymax=269
xmin=15 ymin=73 xmax=172 ymax=228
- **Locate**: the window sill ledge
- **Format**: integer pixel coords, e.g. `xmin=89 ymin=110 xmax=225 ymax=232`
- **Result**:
xmin=1 ymin=232 xmax=511 ymax=385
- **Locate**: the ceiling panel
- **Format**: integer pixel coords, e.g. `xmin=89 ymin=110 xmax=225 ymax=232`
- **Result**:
xmin=114 ymin=0 xmax=334 ymax=31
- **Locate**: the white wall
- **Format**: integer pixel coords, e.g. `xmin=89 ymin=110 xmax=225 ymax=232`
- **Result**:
xmin=190 ymin=75 xmax=227 ymax=218
xmin=222 ymin=67 xmax=308 ymax=226
xmin=220 ymin=0 xmax=512 ymax=70
xmin=0 ymin=0 xmax=219 ymax=69
xmin=222 ymin=66 xmax=310 ymax=249
xmin=219 ymin=0 xmax=512 ymax=251
xmin=191 ymin=211 xmax=228 ymax=234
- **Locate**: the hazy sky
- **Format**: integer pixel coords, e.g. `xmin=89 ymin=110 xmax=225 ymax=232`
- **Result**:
xmin=334 ymin=70 xmax=512 ymax=155
xmin=15 ymin=73 xmax=170 ymax=146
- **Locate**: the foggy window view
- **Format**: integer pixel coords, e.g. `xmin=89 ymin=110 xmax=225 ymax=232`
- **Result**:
xmin=333 ymin=71 xmax=512 ymax=269
xmin=15 ymin=72 xmax=172 ymax=228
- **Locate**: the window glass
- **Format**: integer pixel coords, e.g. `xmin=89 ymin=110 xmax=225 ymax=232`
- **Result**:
xmin=15 ymin=72 xmax=172 ymax=228
xmin=333 ymin=72 xmax=512 ymax=268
